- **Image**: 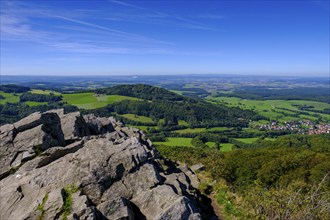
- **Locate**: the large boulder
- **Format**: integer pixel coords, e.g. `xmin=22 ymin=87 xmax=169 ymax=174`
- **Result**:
xmin=0 ymin=112 xmax=65 ymax=179
xmin=0 ymin=110 xmax=202 ymax=220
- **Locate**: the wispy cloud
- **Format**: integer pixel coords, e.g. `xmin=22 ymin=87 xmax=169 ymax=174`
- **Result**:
xmin=0 ymin=0 xmax=174 ymax=55
xmin=109 ymin=0 xmax=146 ymax=10
xmin=198 ymin=14 xmax=225 ymax=19
xmin=107 ymin=0 xmax=219 ymax=31
xmin=1 ymin=0 xmax=222 ymax=57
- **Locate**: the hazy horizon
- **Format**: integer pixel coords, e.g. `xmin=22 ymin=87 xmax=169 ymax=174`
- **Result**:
xmin=1 ymin=0 xmax=329 ymax=76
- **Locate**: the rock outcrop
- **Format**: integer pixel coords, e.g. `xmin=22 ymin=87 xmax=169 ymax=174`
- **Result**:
xmin=0 ymin=109 xmax=202 ymax=220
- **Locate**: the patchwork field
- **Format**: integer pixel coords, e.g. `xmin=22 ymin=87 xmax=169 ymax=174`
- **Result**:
xmin=207 ymin=96 xmax=330 ymax=122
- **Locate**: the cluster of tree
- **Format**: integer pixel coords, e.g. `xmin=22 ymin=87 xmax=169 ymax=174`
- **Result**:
xmin=157 ymin=134 xmax=330 ymax=219
xmin=19 ymin=93 xmax=62 ymax=103
xmin=0 ymin=84 xmax=31 ymax=93
xmin=191 ymin=136 xmax=208 ymax=148
xmin=96 ymin=84 xmax=187 ymax=102
xmin=216 ymin=86 xmax=330 ymax=103
xmin=0 ymin=94 xmax=5 ymax=99
xmin=0 ymin=102 xmax=78 ymax=125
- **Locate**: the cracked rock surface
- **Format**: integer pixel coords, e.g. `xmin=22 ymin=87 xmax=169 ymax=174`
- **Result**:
xmin=0 ymin=109 xmax=201 ymax=220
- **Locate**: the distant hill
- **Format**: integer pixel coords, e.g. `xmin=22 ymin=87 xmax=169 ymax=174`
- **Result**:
xmin=91 ymin=84 xmax=265 ymax=128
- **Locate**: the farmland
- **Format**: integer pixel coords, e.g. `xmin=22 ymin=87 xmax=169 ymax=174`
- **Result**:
xmin=207 ymin=96 xmax=330 ymax=122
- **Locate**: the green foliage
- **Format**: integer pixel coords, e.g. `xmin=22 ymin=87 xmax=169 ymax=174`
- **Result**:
xmin=20 ymin=92 xmax=62 ymax=103
xmin=191 ymin=136 xmax=208 ymax=148
xmin=0 ymin=84 xmax=30 ymax=93
xmin=60 ymin=184 xmax=79 ymax=220
xmin=37 ymin=193 xmax=49 ymax=220
xmin=157 ymin=134 xmax=330 ymax=219
xmin=215 ymin=186 xmax=241 ymax=217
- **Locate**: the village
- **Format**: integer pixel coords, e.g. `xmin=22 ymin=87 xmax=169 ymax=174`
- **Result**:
xmin=256 ymin=119 xmax=330 ymax=135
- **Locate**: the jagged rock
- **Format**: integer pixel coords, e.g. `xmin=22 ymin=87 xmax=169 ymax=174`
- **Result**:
xmin=179 ymin=164 xmax=200 ymax=189
xmin=0 ymin=124 xmax=18 ymax=177
xmin=0 ymin=110 xmax=202 ymax=220
xmin=0 ymin=112 xmax=65 ymax=178
xmin=97 ymin=197 xmax=134 ymax=220
xmin=59 ymin=111 xmax=90 ymax=142
xmin=132 ymin=185 xmax=200 ymax=220
xmin=190 ymin=163 xmax=205 ymax=172
xmin=42 ymin=189 xmax=64 ymax=219
xmin=13 ymin=111 xmax=43 ymax=132
xmin=0 ymin=123 xmax=16 ymax=145
xmin=84 ymin=114 xmax=115 ymax=135
xmin=69 ymin=192 xmax=97 ymax=220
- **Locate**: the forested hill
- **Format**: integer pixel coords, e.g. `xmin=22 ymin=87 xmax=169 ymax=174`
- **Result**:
xmin=96 ymin=84 xmax=188 ymax=102
xmin=92 ymin=84 xmax=265 ymax=128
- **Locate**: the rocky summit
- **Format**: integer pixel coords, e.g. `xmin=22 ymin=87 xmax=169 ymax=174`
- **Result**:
xmin=0 ymin=109 xmax=202 ymax=220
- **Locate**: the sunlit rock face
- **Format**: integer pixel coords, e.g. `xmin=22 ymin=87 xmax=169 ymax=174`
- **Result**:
xmin=0 ymin=109 xmax=201 ymax=220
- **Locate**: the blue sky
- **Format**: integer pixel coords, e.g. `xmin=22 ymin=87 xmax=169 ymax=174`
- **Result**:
xmin=1 ymin=0 xmax=329 ymax=76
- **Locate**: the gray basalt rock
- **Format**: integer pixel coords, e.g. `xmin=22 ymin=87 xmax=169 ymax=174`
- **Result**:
xmin=97 ymin=197 xmax=134 ymax=220
xmin=59 ymin=111 xmax=90 ymax=142
xmin=84 ymin=114 xmax=115 ymax=135
xmin=0 ymin=110 xmax=202 ymax=220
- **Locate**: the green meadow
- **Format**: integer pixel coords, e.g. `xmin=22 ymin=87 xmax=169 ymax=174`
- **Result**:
xmin=119 ymin=114 xmax=154 ymax=123
xmin=0 ymin=91 xmax=20 ymax=104
xmin=25 ymin=101 xmax=48 ymax=106
xmin=31 ymin=89 xmax=61 ymax=96
xmin=234 ymin=137 xmax=260 ymax=144
xmin=219 ymin=143 xmax=234 ymax=152
xmin=154 ymin=138 xmax=234 ymax=152
xmin=174 ymin=127 xmax=230 ymax=134
xmin=154 ymin=138 xmax=193 ymax=147
xmin=62 ymin=93 xmax=139 ymax=109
